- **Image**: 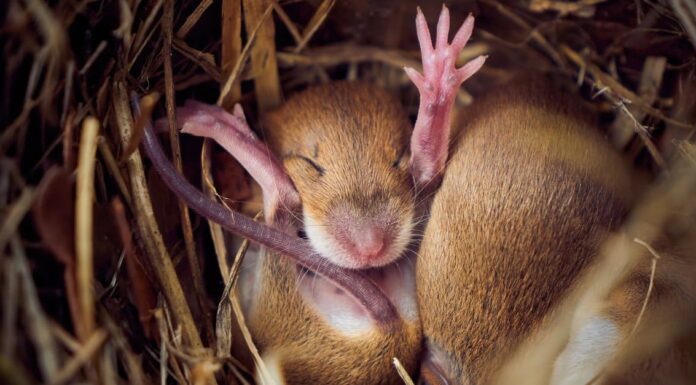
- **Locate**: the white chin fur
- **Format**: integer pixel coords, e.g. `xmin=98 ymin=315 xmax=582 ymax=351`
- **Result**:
xmin=303 ymin=210 xmax=414 ymax=269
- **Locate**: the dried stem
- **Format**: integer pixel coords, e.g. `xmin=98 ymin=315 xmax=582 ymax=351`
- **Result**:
xmin=162 ymin=0 xmax=213 ymax=345
xmin=243 ymin=0 xmax=282 ymax=112
xmin=75 ymin=116 xmax=100 ymax=338
xmin=111 ymin=81 xmax=208 ymax=360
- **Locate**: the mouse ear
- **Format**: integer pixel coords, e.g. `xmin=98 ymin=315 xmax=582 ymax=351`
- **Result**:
xmin=404 ymin=6 xmax=486 ymax=188
xmin=161 ymin=100 xmax=301 ymax=225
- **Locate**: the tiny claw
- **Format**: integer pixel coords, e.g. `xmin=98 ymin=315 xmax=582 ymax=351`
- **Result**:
xmin=415 ymin=7 xmax=433 ymax=57
xmin=435 ymin=5 xmax=451 ymax=49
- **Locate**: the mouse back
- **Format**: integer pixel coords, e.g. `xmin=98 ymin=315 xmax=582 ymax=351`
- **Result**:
xmin=416 ymin=79 xmax=637 ymax=384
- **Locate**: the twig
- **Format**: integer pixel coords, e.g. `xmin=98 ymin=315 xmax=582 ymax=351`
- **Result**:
xmin=231 ymin=294 xmax=276 ymax=385
xmin=201 ymin=141 xmax=231 ymax=282
xmin=12 ymin=236 xmax=60 ymax=381
xmin=218 ymin=4 xmax=273 ymax=106
xmin=98 ymin=138 xmax=132 ymax=207
xmin=173 ymin=38 xmax=221 ymax=82
xmin=79 ymin=40 xmax=108 ymax=75
xmin=49 ymin=320 xmax=81 ymax=353
xmin=60 ymin=61 xmax=75 ymax=131
xmin=177 ymin=0 xmax=214 ymax=38
xmin=293 ymin=0 xmax=335 ymax=53
xmin=480 ymin=0 xmax=566 ymax=67
xmin=243 ymin=0 xmax=282 ymax=112
xmin=277 ymin=42 xmax=487 ymax=71
xmin=112 ymin=82 xmax=206 ymax=355
xmin=1 ymin=257 xmax=18 ymax=357
xmin=393 ymin=357 xmax=416 ymax=385
xmin=630 ymin=238 xmax=661 ymax=336
xmin=50 ymin=329 xmax=109 ymax=385
xmin=610 ymin=56 xmax=667 ymax=148
xmin=670 ymin=0 xmax=696 ymax=49
xmin=162 ymin=0 xmax=212 ymax=344
xmin=0 ymin=188 xmax=34 ymax=253
xmin=271 ymin=2 xmax=303 ymax=45
xmin=216 ymin=233 xmax=253 ymax=357
xmin=120 ymin=92 xmax=160 ymax=163
xmin=75 ymin=116 xmax=100 ymax=338
xmin=221 ymin=0 xmax=243 ymax=108
xmin=529 ymin=0 xmax=605 ymax=17
xmin=128 ymin=0 xmax=164 ymax=69
xmin=563 ymin=45 xmax=693 ymax=129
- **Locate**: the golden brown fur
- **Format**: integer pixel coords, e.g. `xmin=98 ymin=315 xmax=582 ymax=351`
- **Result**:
xmin=416 ymin=80 xmax=637 ymax=384
xmin=234 ymin=254 xmax=422 ymax=385
xmin=262 ymin=82 xmax=414 ymax=237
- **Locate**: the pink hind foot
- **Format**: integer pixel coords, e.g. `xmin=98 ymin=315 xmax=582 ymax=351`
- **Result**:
xmin=405 ymin=5 xmax=486 ymax=187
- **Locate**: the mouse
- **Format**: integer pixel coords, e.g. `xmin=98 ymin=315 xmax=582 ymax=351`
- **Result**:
xmin=408 ymin=76 xmax=630 ymax=384
xmin=153 ymin=5 xmax=486 ymax=384
xmin=414 ymin=77 xmax=696 ymax=385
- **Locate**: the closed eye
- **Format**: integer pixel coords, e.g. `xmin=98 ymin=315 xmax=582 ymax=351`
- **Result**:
xmin=293 ymin=154 xmax=325 ymax=176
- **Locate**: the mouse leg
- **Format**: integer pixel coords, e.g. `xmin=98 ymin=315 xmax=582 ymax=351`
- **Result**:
xmin=158 ymin=100 xmax=300 ymax=224
xmin=405 ymin=5 xmax=486 ymax=188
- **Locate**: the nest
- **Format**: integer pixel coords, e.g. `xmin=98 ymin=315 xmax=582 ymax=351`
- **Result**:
xmin=1 ymin=0 xmax=695 ymax=384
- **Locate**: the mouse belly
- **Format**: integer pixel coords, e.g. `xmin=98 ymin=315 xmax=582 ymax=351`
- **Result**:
xmin=235 ymin=245 xmax=421 ymax=385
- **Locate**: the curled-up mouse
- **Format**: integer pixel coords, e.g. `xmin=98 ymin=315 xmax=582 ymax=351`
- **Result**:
xmin=414 ymin=77 xmax=696 ymax=385
xmin=155 ymin=5 xmax=485 ymax=384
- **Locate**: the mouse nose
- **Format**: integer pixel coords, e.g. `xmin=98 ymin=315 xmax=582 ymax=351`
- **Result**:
xmin=352 ymin=227 xmax=385 ymax=258
xmin=326 ymin=204 xmax=399 ymax=268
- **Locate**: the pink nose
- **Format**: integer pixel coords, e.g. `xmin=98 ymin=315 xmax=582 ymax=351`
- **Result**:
xmin=352 ymin=227 xmax=385 ymax=257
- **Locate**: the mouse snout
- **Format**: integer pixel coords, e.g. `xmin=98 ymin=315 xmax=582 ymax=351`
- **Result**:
xmin=340 ymin=219 xmax=389 ymax=262
xmin=303 ymin=193 xmax=414 ymax=270
xmin=321 ymin=202 xmax=404 ymax=269
xmin=352 ymin=225 xmax=385 ymax=257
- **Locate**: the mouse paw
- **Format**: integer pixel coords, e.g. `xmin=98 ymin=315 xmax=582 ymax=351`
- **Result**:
xmin=405 ymin=5 xmax=486 ymax=188
xmin=405 ymin=5 xmax=485 ymax=103
xmin=161 ymin=101 xmax=300 ymax=225
xmin=171 ymin=100 xmax=252 ymax=140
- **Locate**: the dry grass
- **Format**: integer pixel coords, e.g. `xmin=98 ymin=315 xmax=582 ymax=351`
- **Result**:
xmin=1 ymin=0 xmax=695 ymax=384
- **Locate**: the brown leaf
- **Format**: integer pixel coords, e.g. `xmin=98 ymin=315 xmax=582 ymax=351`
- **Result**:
xmin=32 ymin=167 xmax=75 ymax=267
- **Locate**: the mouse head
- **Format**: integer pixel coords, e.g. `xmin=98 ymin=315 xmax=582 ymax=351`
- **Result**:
xmin=263 ymin=82 xmax=415 ymax=269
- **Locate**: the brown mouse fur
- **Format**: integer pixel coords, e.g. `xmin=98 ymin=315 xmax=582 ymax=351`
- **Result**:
xmin=261 ymin=82 xmax=417 ymax=269
xmin=232 ymin=253 xmax=422 ymax=385
xmin=416 ymin=78 xmax=638 ymax=384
